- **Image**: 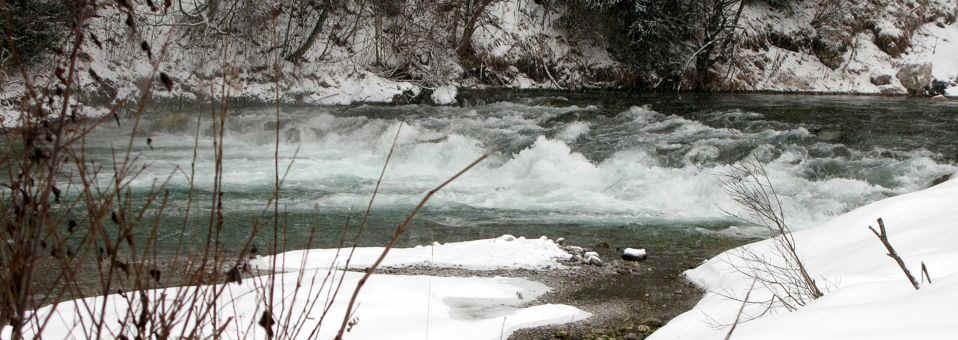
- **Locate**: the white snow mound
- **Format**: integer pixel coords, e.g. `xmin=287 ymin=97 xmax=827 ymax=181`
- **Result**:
xmin=252 ymin=235 xmax=572 ymax=272
xmin=649 ymin=175 xmax=958 ymax=340
xmin=431 ymin=85 xmax=458 ymax=105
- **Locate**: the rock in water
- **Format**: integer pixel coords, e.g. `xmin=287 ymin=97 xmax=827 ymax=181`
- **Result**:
xmin=929 ymin=173 xmax=952 ymax=188
xmin=622 ymin=248 xmax=647 ymax=261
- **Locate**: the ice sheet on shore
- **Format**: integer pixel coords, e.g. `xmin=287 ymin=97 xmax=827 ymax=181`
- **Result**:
xmin=648 ymin=175 xmax=958 ymax=339
xmin=251 ymin=235 xmax=572 ymax=272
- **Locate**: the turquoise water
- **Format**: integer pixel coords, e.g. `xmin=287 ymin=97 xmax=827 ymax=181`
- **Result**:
xmin=75 ymin=92 xmax=958 ymax=254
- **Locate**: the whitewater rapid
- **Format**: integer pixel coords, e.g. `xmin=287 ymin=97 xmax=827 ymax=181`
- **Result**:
xmin=86 ymin=100 xmax=956 ymax=236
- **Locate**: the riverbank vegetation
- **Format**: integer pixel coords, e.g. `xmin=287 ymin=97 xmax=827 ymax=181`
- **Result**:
xmin=0 ymin=1 xmax=400 ymax=338
xmin=2 ymin=0 xmax=956 ymax=112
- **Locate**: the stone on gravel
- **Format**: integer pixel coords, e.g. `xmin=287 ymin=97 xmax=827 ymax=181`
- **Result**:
xmin=583 ymin=251 xmax=603 ymax=266
xmin=640 ymin=317 xmax=664 ymax=327
xmin=622 ymin=248 xmax=647 ymax=261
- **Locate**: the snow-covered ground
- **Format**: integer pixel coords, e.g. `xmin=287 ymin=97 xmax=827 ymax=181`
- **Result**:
xmin=252 ymin=234 xmax=571 ymax=272
xmin=730 ymin=1 xmax=958 ymax=95
xmin=2 ymin=236 xmax=587 ymax=339
xmin=4 ymin=0 xmax=956 ymax=111
xmin=649 ymin=175 xmax=958 ymax=339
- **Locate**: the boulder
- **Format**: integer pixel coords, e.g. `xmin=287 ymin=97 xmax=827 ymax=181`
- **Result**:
xmin=929 ymin=173 xmax=952 ymax=188
xmin=870 ymin=74 xmax=892 ymax=86
xmin=583 ymin=251 xmax=602 ymax=266
xmin=896 ymin=63 xmax=933 ymax=94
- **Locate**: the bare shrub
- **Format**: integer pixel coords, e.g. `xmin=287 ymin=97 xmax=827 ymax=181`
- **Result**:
xmin=718 ymin=159 xmax=823 ymax=318
xmin=0 ymin=0 xmax=497 ymax=337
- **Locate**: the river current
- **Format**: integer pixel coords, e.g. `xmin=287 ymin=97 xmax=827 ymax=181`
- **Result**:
xmin=81 ymin=92 xmax=958 ymax=252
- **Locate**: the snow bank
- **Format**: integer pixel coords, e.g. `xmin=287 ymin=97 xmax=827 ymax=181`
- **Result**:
xmin=6 ymin=272 xmax=589 ymax=339
xmin=252 ymin=235 xmax=572 ymax=272
xmin=649 ymin=175 xmax=958 ymax=339
xmin=295 ymin=69 xmax=420 ymax=106
xmin=4 ymin=235 xmax=589 ymax=339
xmin=430 ymin=85 xmax=458 ymax=105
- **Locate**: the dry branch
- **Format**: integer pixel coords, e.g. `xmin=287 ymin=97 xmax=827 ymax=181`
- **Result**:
xmin=725 ymin=278 xmax=758 ymax=340
xmin=334 ymin=151 xmax=490 ymax=340
xmin=868 ymin=218 xmax=920 ymax=290
xmin=921 ymin=261 xmax=932 ymax=284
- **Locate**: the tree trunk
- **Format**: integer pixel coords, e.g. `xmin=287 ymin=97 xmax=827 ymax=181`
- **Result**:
xmin=457 ymin=0 xmax=495 ymax=59
xmin=285 ymin=5 xmax=330 ymax=63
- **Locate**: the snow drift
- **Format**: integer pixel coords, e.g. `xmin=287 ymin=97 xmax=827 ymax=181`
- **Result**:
xmin=252 ymin=235 xmax=572 ymax=272
xmin=1 ymin=236 xmax=588 ymax=339
xmin=648 ymin=174 xmax=958 ymax=339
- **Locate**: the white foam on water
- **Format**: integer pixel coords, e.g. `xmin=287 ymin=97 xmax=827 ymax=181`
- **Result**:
xmin=97 ymin=104 xmax=956 ymax=235
xmin=555 ymin=121 xmax=590 ymax=142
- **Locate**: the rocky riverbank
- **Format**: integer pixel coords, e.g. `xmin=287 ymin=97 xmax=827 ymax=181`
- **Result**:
xmin=358 ymin=237 xmax=750 ymax=340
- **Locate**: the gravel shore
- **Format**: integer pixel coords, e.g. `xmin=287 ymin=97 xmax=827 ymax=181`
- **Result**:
xmin=373 ymin=237 xmax=749 ymax=340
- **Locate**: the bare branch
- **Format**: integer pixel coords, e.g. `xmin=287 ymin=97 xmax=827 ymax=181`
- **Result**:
xmin=868 ymin=218 xmax=920 ymax=290
xmin=334 ymin=151 xmax=490 ymax=340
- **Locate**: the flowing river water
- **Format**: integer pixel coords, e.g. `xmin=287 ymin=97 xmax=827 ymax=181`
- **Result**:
xmin=79 ymin=92 xmax=958 ymax=257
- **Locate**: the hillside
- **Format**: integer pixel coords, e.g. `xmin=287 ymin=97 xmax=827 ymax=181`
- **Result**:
xmin=0 ymin=0 xmax=955 ymax=117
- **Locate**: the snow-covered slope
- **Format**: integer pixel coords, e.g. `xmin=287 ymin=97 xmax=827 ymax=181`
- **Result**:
xmin=728 ymin=1 xmax=958 ymax=95
xmin=3 ymin=0 xmax=955 ymax=105
xmin=649 ymin=175 xmax=958 ymax=339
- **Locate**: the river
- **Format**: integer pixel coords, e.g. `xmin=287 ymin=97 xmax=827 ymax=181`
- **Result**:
xmin=78 ymin=92 xmax=958 ymax=256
